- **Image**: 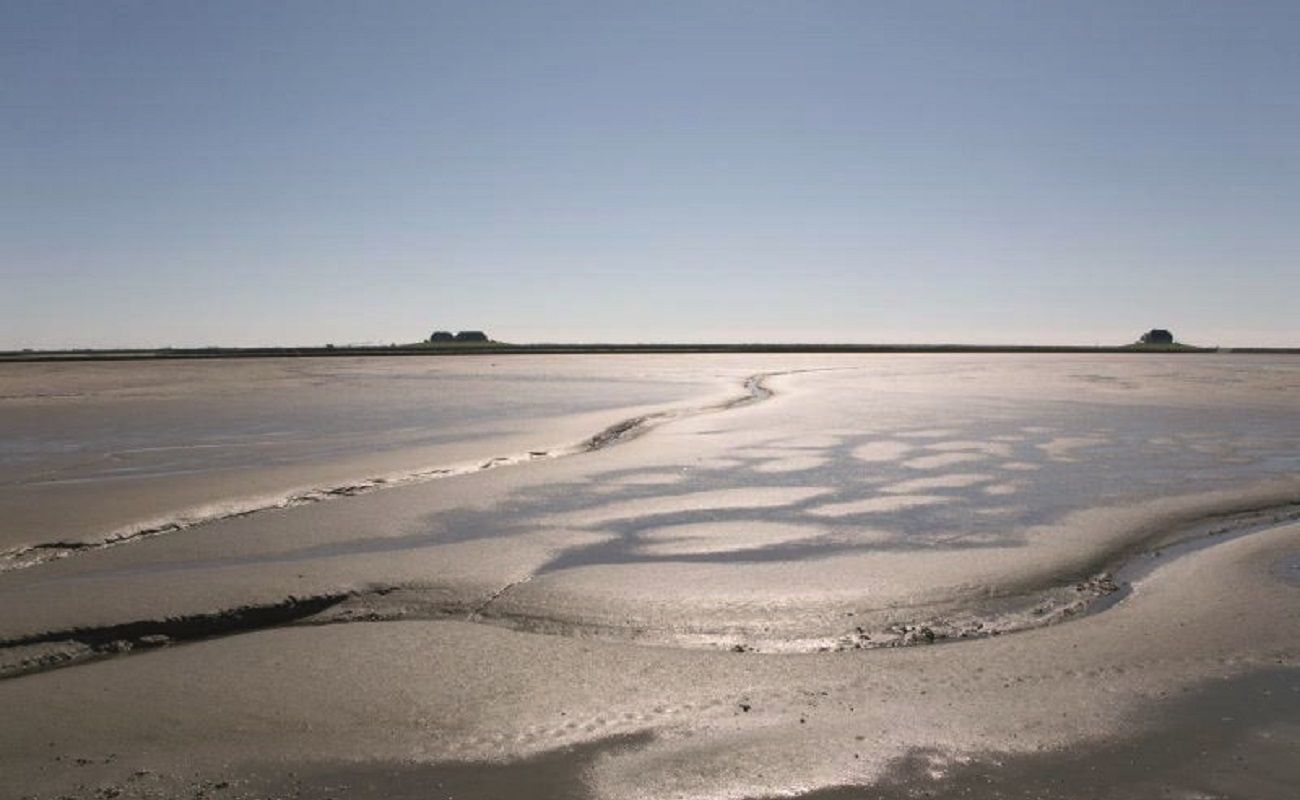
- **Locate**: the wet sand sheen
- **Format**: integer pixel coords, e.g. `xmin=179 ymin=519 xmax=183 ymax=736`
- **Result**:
xmin=3 ymin=519 xmax=1299 ymax=799
xmin=0 ymin=356 xmax=744 ymax=557
xmin=81 ymin=666 xmax=1300 ymax=800
xmin=1 ymin=354 xmax=1298 ymax=799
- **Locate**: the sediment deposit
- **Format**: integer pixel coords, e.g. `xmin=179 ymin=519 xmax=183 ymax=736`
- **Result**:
xmin=2 ymin=354 xmax=1297 ymax=799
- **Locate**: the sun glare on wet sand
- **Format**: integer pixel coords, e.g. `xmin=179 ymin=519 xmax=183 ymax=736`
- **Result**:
xmin=5 ymin=2 xmax=1300 ymax=798
xmin=2 ymin=354 xmax=1299 ymax=799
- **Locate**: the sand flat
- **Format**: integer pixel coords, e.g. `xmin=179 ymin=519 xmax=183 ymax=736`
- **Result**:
xmin=1 ymin=354 xmax=1298 ymax=799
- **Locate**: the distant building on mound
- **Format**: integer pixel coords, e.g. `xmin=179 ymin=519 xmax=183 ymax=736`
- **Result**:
xmin=1139 ymin=329 xmax=1175 ymax=345
xmin=429 ymin=330 xmax=491 ymax=343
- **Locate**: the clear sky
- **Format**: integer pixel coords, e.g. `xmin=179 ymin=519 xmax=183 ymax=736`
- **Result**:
xmin=3 ymin=1 xmax=1298 ymax=348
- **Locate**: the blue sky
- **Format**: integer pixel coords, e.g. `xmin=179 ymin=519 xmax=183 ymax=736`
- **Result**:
xmin=3 ymin=1 xmax=1297 ymax=347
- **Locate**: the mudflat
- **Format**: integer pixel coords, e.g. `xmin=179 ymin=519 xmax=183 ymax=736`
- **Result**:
xmin=2 ymin=354 xmax=1298 ymax=799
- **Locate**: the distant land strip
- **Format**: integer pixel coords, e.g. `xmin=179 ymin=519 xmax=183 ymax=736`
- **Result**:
xmin=2 ymin=343 xmax=1298 ymax=362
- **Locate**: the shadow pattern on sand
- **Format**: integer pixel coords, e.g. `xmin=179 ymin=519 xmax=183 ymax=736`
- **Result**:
xmin=331 ymin=402 xmax=1300 ymax=572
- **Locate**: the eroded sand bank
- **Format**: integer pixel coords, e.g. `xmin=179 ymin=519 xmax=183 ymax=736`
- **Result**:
xmin=1 ymin=354 xmax=1298 ymax=799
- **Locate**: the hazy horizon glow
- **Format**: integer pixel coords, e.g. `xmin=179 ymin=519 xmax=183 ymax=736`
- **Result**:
xmin=4 ymin=1 xmax=1298 ymax=349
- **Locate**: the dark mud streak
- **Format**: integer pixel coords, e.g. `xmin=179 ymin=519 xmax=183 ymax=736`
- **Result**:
xmin=0 ymin=371 xmax=788 ymax=574
xmin=578 ymin=371 xmax=775 ymax=451
xmin=0 ymin=371 xmax=798 ymax=679
xmin=0 ymin=592 xmax=354 ymax=679
xmin=878 ymin=501 xmax=1300 ymax=651
xmin=4 ymin=501 xmax=1300 ymax=680
xmin=1071 ymin=502 xmax=1300 ymax=591
xmin=9 ymin=368 xmax=1294 ymax=675
xmin=0 ymin=593 xmax=351 ymax=652
xmin=460 ymin=500 xmax=1300 ymax=652
xmin=1098 ymin=502 xmax=1300 ymax=609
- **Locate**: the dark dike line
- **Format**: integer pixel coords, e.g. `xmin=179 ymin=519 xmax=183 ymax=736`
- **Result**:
xmin=0 ymin=370 xmax=790 ymax=575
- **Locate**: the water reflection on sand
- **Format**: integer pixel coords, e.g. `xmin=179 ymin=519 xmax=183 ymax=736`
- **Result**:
xmin=1 ymin=354 xmax=1298 ymax=800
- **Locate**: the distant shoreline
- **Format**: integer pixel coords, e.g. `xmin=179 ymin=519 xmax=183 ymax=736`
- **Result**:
xmin=2 ymin=342 xmax=1298 ymax=362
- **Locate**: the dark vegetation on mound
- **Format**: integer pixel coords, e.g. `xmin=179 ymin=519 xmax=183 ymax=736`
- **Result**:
xmin=2 ymin=331 xmax=1295 ymax=363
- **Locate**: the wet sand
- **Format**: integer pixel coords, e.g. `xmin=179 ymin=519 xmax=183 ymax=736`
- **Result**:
xmin=36 ymin=666 xmax=1298 ymax=800
xmin=2 ymin=354 xmax=1298 ymax=799
xmin=0 ymin=356 xmax=734 ymax=557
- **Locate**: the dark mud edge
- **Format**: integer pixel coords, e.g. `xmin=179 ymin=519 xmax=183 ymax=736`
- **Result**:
xmin=0 ymin=371 xmax=788 ymax=575
xmin=0 ymin=593 xmax=361 ymax=679
xmin=5 ymin=499 xmax=1299 ymax=680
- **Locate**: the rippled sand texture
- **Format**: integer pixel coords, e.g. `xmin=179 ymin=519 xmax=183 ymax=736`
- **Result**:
xmin=1 ymin=354 xmax=1298 ymax=799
